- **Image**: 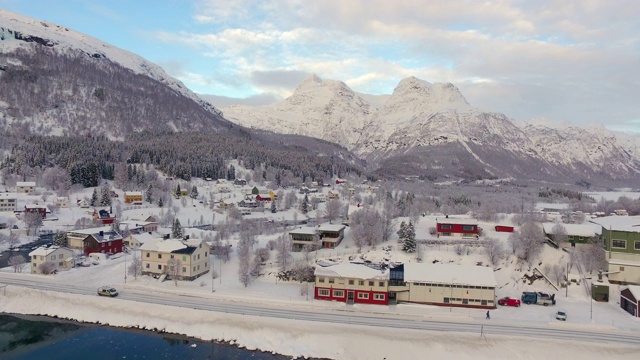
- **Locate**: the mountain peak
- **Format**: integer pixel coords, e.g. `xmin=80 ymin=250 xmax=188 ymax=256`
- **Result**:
xmin=389 ymin=77 xmax=471 ymax=112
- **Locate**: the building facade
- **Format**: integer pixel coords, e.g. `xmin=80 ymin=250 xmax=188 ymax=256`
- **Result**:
xmin=314 ymin=263 xmax=389 ymax=305
xmin=592 ymin=216 xmax=640 ymax=285
xmin=436 ymin=218 xmax=479 ymax=238
xmin=24 ymin=204 xmax=47 ymax=219
xmin=289 ymin=227 xmax=318 ymax=251
xmin=29 ymin=246 xmax=75 ymax=274
xmin=0 ymin=193 xmax=17 ymax=212
xmin=83 ymin=231 xmax=123 ymax=256
xmin=620 ymin=286 xmax=640 ymax=317
xmin=124 ymin=191 xmax=143 ymax=204
xmin=140 ymin=237 xmax=209 ymax=280
xmin=318 ymin=224 xmax=346 ymax=249
xmin=66 ymin=226 xmax=116 ymax=251
xmin=16 ymin=181 xmax=36 ymax=194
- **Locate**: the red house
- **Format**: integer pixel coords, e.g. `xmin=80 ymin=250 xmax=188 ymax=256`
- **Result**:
xmin=314 ymin=263 xmax=389 ymax=305
xmin=92 ymin=208 xmax=115 ymax=225
xmin=82 ymin=229 xmax=123 ymax=256
xmin=495 ymin=225 xmax=514 ymax=233
xmin=256 ymin=194 xmax=272 ymax=202
xmin=436 ymin=217 xmax=479 ymax=238
xmin=24 ymin=204 xmax=47 ymax=219
xmin=335 ymin=178 xmax=347 ymax=185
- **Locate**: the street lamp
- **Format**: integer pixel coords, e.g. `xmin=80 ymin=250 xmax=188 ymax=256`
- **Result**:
xmin=450 ymin=278 xmax=456 ymax=312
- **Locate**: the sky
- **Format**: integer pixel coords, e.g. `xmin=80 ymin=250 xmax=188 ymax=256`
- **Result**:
xmin=1 ymin=0 xmax=639 ymax=133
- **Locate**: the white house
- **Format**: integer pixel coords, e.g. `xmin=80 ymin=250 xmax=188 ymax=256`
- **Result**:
xmin=29 ymin=246 xmax=75 ymax=274
xmin=0 ymin=193 xmax=17 ymax=212
xmin=55 ymin=197 xmax=70 ymax=208
xmin=16 ymin=181 xmax=36 ymax=194
xmin=140 ymin=237 xmax=209 ymax=280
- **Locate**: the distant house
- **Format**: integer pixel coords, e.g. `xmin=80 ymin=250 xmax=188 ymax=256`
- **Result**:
xmin=318 ymin=224 xmax=346 ymax=249
xmin=140 ymin=237 xmax=209 ymax=280
xmin=327 ymin=190 xmax=339 ymax=200
xmin=83 ymin=230 xmax=124 ymax=256
xmin=124 ymin=191 xmax=143 ymax=205
xmin=77 ymin=199 xmax=90 ymax=208
xmin=218 ymin=200 xmax=233 ymax=209
xmin=335 ymin=179 xmax=347 ymax=185
xmin=0 ymin=193 xmax=17 ymax=212
xmin=233 ymin=179 xmax=247 ymax=186
xmin=92 ymin=208 xmax=115 ymax=225
xmin=256 ymin=194 xmax=272 ymax=202
xmin=55 ymin=197 xmax=70 ymax=208
xmin=314 ymin=263 xmax=389 ymax=305
xmin=590 ymin=216 xmax=640 ymax=284
xmin=67 ymin=226 xmax=115 ymax=251
xmin=621 ymin=286 xmax=640 ymax=317
xmin=29 ymin=246 xmax=75 ymax=274
xmin=238 ymin=199 xmax=258 ymax=208
xmin=123 ymin=232 xmax=156 ymax=249
xmin=542 ymin=223 xmax=600 ymax=247
xmin=289 ymin=227 xmax=318 ymax=251
xmin=436 ymin=217 xmax=479 ymax=238
xmin=16 ymin=181 xmax=36 ymax=194
xmin=119 ymin=220 xmax=158 ymax=234
xmin=24 ymin=204 xmax=47 ymax=219
xmin=494 ymin=225 xmax=514 ymax=233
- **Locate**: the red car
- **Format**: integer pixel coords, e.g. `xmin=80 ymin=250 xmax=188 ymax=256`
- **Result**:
xmin=498 ymin=297 xmax=521 ymax=307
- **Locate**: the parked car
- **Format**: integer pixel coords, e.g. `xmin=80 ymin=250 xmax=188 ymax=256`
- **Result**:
xmin=498 ymin=297 xmax=521 ymax=307
xmin=555 ymin=310 xmax=567 ymax=321
xmin=97 ymin=286 xmax=118 ymax=297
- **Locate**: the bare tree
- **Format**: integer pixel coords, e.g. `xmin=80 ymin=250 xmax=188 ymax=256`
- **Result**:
xmin=415 ymin=243 xmax=424 ymax=262
xmin=74 ymin=217 xmax=93 ymax=229
xmin=517 ymin=222 xmax=545 ymax=266
xmin=128 ymin=255 xmax=142 ymax=280
xmin=276 ymin=233 xmax=292 ymax=271
xmin=350 ymin=207 xmax=384 ymax=250
xmin=166 ymin=258 xmax=184 ymax=286
xmin=551 ymin=223 xmax=568 ymax=243
xmin=38 ymin=261 xmax=56 ymax=275
xmin=23 ymin=212 xmax=43 ymax=236
xmin=580 ymin=237 xmax=607 ymax=274
xmin=8 ymin=255 xmax=26 ymax=273
xmin=237 ymin=238 xmax=252 ymax=287
xmin=483 ymin=237 xmax=503 ymax=266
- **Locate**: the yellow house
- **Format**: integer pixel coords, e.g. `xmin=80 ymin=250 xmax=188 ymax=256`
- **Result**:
xmin=124 ymin=191 xmax=143 ymax=204
xmin=269 ymin=190 xmax=278 ymax=200
xmin=16 ymin=181 xmax=36 ymax=194
xmin=140 ymin=237 xmax=209 ymax=281
xmin=29 ymin=246 xmax=75 ymax=274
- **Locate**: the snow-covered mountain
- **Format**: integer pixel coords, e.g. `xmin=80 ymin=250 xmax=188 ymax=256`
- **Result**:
xmin=223 ymin=75 xmax=640 ymax=182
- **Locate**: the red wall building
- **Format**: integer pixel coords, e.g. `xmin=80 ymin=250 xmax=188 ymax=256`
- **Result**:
xmin=495 ymin=225 xmax=514 ymax=233
xmin=436 ymin=218 xmax=479 ymax=238
xmin=24 ymin=205 xmax=47 ymax=219
xmin=314 ymin=263 xmax=389 ymax=305
xmin=82 ymin=230 xmax=123 ymax=256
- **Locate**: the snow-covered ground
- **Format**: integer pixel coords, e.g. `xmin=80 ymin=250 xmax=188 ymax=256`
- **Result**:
xmin=584 ymin=191 xmax=640 ymax=202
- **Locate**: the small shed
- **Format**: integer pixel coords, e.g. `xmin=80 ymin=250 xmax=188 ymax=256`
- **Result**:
xmin=494 ymin=225 xmax=514 ymax=233
xmin=620 ymin=286 xmax=640 ymax=317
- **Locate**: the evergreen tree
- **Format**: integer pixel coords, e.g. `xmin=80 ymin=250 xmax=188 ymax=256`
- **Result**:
xmin=100 ymin=183 xmax=111 ymax=206
xmin=301 ymin=193 xmax=309 ymax=214
xmin=158 ymin=196 xmax=164 ymax=207
xmin=145 ymin=184 xmax=153 ymax=203
xmin=190 ymin=185 xmax=199 ymax=199
xmin=172 ymin=218 xmax=183 ymax=238
xmin=397 ymin=221 xmax=407 ymax=243
xmin=402 ymin=221 xmax=417 ymax=253
xmin=53 ymin=231 xmax=68 ymax=247
xmin=175 ymin=184 xmax=181 ymax=197
xmin=251 ymin=186 xmax=259 ymax=195
xmin=270 ymin=200 xmax=277 ymax=213
xmin=90 ymin=188 xmax=99 ymax=207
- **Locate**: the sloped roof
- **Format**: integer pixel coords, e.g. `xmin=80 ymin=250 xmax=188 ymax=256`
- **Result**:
xmin=16 ymin=181 xmax=36 ymax=187
xmin=68 ymin=226 xmax=113 ymax=236
xmin=402 ymin=263 xmax=497 ymax=287
xmin=139 ymin=238 xmax=201 ymax=254
xmin=436 ymin=217 xmax=478 ymax=225
xmin=318 ymin=224 xmax=345 ymax=232
xmin=542 ymin=223 xmax=601 ymax=237
xmin=315 ymin=263 xmax=388 ymax=280
xmin=589 ymin=216 xmax=640 ymax=232
xmin=29 ymin=245 xmax=72 ymax=257
xmin=622 ymin=286 xmax=640 ymax=303
xmin=290 ymin=227 xmax=317 ymax=235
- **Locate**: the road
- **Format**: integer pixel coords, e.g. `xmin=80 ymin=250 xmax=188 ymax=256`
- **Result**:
xmin=1 ymin=273 xmax=639 ymax=346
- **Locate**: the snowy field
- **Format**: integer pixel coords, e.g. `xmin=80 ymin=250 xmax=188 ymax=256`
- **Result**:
xmin=2 ymin=182 xmax=640 ymax=359
xmin=584 ymin=191 xmax=640 ymax=202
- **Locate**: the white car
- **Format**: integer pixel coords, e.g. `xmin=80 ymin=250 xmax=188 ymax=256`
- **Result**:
xmin=97 ymin=286 xmax=118 ymax=297
xmin=555 ymin=311 xmax=567 ymax=321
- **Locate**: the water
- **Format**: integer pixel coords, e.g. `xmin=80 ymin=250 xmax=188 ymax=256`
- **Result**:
xmin=0 ymin=235 xmax=52 ymax=268
xmin=0 ymin=314 xmax=292 ymax=360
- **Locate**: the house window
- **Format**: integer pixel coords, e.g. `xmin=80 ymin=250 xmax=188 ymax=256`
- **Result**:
xmin=612 ymin=239 xmax=626 ymax=249
xmin=205 ymin=252 xmax=208 ymax=257
xmin=328 ymin=278 xmax=335 ymax=284
xmin=442 ymin=233 xmax=451 ymax=236
xmin=182 ymin=267 xmax=186 ymax=273
xmin=358 ymin=293 xmax=369 ymax=299
xmin=158 ymin=254 xmax=162 ymax=259
xmin=440 ymin=224 xmax=452 ymax=230
xmin=193 ymin=267 xmax=196 ymax=272
xmin=444 ymin=297 xmax=450 ymax=303
xmin=333 ymin=290 xmax=344 ymax=297
xmin=146 ymin=264 xmax=149 ymax=269
xmin=101 ymin=243 xmax=105 ymax=247
xmin=368 ymin=281 xmax=374 ymax=286
xmin=146 ymin=252 xmax=150 ymax=257
xmin=635 ymin=241 xmax=640 ymax=250
xmin=462 ymin=225 xmax=475 ymax=231
xmin=51 ymin=256 xmax=55 ymax=260
xmin=319 ymin=278 xmax=325 ymax=283
xmin=358 ymin=280 xmax=364 ymax=286
xmin=348 ymin=280 xmax=354 ymax=285
xmin=59 ymin=262 xmax=63 ymax=266
xmin=198 ymin=254 xmax=201 ymax=260
xmin=379 ymin=281 xmax=385 ymax=287
xmin=620 ymin=266 xmax=625 ymax=271
xmin=318 ymin=289 xmax=330 ymax=297
xmin=170 ymin=255 xmax=174 ymax=259
xmin=157 ymin=264 xmax=161 ymax=270
xmin=182 ymin=256 xmax=187 ymax=261
xmin=374 ymin=294 xmax=385 ymax=300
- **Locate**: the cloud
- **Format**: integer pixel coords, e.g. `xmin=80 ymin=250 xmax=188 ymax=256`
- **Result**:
xmin=199 ymin=93 xmax=281 ymax=107
xmin=153 ymin=0 xmax=640 ymax=127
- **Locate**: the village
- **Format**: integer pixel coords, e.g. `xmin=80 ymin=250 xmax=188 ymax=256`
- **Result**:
xmin=1 ymin=166 xmax=640 ymax=333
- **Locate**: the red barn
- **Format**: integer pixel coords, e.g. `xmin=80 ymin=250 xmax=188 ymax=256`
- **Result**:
xmin=436 ymin=217 xmax=479 ymax=238
xmin=495 ymin=225 xmax=514 ymax=233
xmin=314 ymin=263 xmax=389 ymax=305
xmin=256 ymin=194 xmax=272 ymax=202
xmin=24 ymin=204 xmax=47 ymax=219
xmin=82 ymin=230 xmax=123 ymax=256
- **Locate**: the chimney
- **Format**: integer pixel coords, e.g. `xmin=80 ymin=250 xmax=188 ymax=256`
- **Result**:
xmin=183 ymin=235 xmax=190 ymax=240
xmin=99 ymin=231 xmax=104 ymax=237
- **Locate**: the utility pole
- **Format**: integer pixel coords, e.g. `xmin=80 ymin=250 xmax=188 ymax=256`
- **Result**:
xmin=566 ymin=262 xmax=569 ymax=297
xmin=211 ymin=258 xmax=215 ymax=293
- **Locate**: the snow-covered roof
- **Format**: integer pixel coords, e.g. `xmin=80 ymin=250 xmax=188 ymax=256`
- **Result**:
xmin=16 ymin=181 xmax=36 ymax=187
xmin=290 ymin=227 xmax=317 ymax=235
xmin=436 ymin=217 xmax=478 ymax=225
xmin=139 ymin=238 xmax=201 ymax=253
xmin=542 ymin=223 xmax=601 ymax=237
xmin=318 ymin=224 xmax=345 ymax=232
xmin=124 ymin=191 xmax=143 ymax=196
xmin=0 ymin=193 xmax=17 ymax=199
xmin=24 ymin=203 xmax=46 ymax=209
xmin=128 ymin=232 xmax=155 ymax=244
xmin=120 ymin=220 xmax=155 ymax=227
xmin=29 ymin=245 xmax=71 ymax=257
xmin=315 ymin=263 xmax=388 ymax=280
xmin=68 ymin=226 xmax=113 ymax=236
xmin=625 ymin=285 xmax=640 ymax=301
xmin=535 ymin=202 xmax=569 ymax=211
xmin=589 ymin=216 xmax=640 ymax=232
xmin=402 ymin=263 xmax=497 ymax=287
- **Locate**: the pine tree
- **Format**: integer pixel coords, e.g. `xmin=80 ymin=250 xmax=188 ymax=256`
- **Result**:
xmin=100 ymin=183 xmax=111 ymax=206
xmin=172 ymin=218 xmax=183 ymax=238
xmin=90 ymin=188 xmax=98 ymax=207
xmin=397 ymin=221 xmax=407 ymax=243
xmin=403 ymin=221 xmax=417 ymax=253
xmin=53 ymin=231 xmax=68 ymax=247
xmin=190 ymin=185 xmax=199 ymax=199
xmin=175 ymin=184 xmax=181 ymax=197
xmin=301 ymin=193 xmax=309 ymax=214
xmin=145 ymin=184 xmax=153 ymax=203
xmin=158 ymin=196 xmax=164 ymax=207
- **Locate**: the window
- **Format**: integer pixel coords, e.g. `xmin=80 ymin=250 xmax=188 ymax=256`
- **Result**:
xmin=462 ymin=299 xmax=469 ymax=304
xmin=182 ymin=256 xmax=187 ymax=261
xmin=59 ymin=262 xmax=63 ymax=266
xmin=198 ymin=254 xmax=200 ymax=260
xmin=462 ymin=225 xmax=475 ymax=231
xmin=193 ymin=266 xmax=196 ymax=272
xmin=444 ymin=297 xmax=450 ymax=303
xmin=442 ymin=232 xmax=451 ymax=237
xmin=440 ymin=224 xmax=452 ymax=230
xmin=101 ymin=243 xmax=105 ymax=247
xmin=620 ymin=266 xmax=625 ymax=271
xmin=348 ymin=280 xmax=354 ymax=285
xmin=170 ymin=255 xmax=174 ymax=259
xmin=379 ymin=281 xmax=385 ymax=287
xmin=51 ymin=256 xmax=55 ymax=260
xmin=368 ymin=281 xmax=374 ymax=286
xmin=146 ymin=252 xmax=150 ymax=258
xmin=205 ymin=251 xmax=208 ymax=257
xmin=145 ymin=263 xmax=149 ymax=269
xmin=182 ymin=267 xmax=187 ymax=273
xmin=612 ymin=239 xmax=626 ymax=249
xmin=374 ymin=294 xmax=385 ymax=300
xmin=358 ymin=293 xmax=369 ymax=299
xmin=158 ymin=254 xmax=162 ymax=259
xmin=157 ymin=264 xmax=161 ymax=270
xmin=333 ymin=290 xmax=344 ymax=297
xmin=358 ymin=280 xmax=364 ymax=286
xmin=319 ymin=278 xmax=325 ymax=283
xmin=635 ymin=241 xmax=640 ymax=250
xmin=318 ymin=289 xmax=330 ymax=297
xmin=328 ymin=278 xmax=335 ymax=284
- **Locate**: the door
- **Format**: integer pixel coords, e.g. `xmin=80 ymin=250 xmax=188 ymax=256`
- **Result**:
xmin=347 ymin=291 xmax=354 ymax=304
xmin=388 ymin=291 xmax=397 ymax=305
